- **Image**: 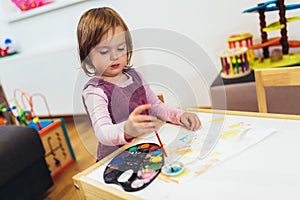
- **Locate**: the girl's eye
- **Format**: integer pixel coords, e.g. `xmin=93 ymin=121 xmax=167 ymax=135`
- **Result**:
xmin=117 ymin=47 xmax=125 ymax=51
xmin=100 ymin=50 xmax=108 ymax=55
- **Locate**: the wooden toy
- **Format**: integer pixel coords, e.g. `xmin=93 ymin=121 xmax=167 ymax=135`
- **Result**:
xmin=227 ymin=32 xmax=255 ymax=60
xmin=243 ymin=0 xmax=300 ymax=69
xmin=219 ymin=47 xmax=251 ymax=79
xmin=28 ymin=118 xmax=76 ymax=179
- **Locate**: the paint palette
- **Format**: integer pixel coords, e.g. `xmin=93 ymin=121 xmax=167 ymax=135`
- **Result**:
xmin=103 ymin=143 xmax=164 ymax=192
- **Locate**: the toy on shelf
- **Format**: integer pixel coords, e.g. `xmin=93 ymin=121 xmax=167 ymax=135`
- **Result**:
xmin=243 ymin=0 xmax=300 ymax=69
xmin=11 ymin=0 xmax=54 ymax=11
xmin=219 ymin=47 xmax=251 ymax=79
xmin=227 ymin=32 xmax=255 ymax=60
xmin=0 ymin=38 xmax=18 ymax=58
xmin=219 ymin=32 xmax=254 ymax=79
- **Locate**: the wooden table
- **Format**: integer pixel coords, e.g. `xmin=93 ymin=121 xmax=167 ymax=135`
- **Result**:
xmin=73 ymin=109 xmax=300 ymax=200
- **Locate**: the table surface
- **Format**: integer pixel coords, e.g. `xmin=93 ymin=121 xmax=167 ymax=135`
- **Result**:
xmin=73 ymin=109 xmax=300 ymax=200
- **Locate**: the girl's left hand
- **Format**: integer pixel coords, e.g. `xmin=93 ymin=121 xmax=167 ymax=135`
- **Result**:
xmin=180 ymin=112 xmax=201 ymax=131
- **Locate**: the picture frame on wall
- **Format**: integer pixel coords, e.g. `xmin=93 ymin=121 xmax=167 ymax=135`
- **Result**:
xmin=6 ymin=0 xmax=86 ymax=22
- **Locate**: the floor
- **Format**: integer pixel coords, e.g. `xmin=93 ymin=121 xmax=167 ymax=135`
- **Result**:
xmin=42 ymin=115 xmax=97 ymax=200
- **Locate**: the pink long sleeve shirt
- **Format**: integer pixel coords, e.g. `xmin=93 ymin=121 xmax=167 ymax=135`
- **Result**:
xmin=82 ymin=68 xmax=183 ymax=160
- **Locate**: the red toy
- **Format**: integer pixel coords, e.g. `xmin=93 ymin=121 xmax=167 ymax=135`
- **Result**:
xmin=0 ymin=38 xmax=17 ymax=58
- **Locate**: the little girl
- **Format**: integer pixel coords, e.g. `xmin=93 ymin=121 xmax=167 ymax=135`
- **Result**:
xmin=77 ymin=7 xmax=201 ymax=161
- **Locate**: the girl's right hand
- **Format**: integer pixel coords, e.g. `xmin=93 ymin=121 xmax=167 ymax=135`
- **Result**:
xmin=124 ymin=104 xmax=159 ymax=140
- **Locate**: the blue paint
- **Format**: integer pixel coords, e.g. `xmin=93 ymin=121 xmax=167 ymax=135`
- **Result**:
xmin=179 ymin=135 xmax=188 ymax=142
xmin=110 ymin=157 xmax=122 ymax=165
xmin=162 ymin=161 xmax=184 ymax=176
xmin=151 ymin=149 xmax=162 ymax=156
xmin=168 ymin=166 xmax=182 ymax=173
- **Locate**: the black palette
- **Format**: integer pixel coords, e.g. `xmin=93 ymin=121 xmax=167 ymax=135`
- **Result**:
xmin=103 ymin=143 xmax=164 ymax=192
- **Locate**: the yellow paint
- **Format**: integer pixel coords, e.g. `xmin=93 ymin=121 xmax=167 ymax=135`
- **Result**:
xmin=175 ymin=148 xmax=193 ymax=155
xmin=207 ymin=117 xmax=226 ymax=124
xmin=176 ymin=168 xmax=190 ymax=177
xmin=228 ymin=123 xmax=242 ymax=129
xmin=150 ymin=155 xmax=162 ymax=163
xmin=195 ymin=159 xmax=219 ymax=175
xmin=220 ymin=129 xmax=240 ymax=140
xmin=158 ymin=173 xmax=179 ymax=184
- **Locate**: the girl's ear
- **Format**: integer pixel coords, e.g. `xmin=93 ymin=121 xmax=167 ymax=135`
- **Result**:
xmin=84 ymin=56 xmax=92 ymax=66
xmin=83 ymin=56 xmax=97 ymax=76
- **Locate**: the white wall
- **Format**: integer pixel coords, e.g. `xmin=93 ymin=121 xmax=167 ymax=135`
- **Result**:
xmin=0 ymin=0 xmax=299 ymax=116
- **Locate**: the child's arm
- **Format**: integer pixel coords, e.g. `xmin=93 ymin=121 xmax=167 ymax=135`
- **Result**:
xmin=143 ymin=84 xmax=201 ymax=131
xmin=83 ymin=86 xmax=161 ymax=145
xmin=83 ymin=87 xmax=130 ymax=146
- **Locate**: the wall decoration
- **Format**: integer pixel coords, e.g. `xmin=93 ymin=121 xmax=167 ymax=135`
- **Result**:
xmin=11 ymin=0 xmax=54 ymax=11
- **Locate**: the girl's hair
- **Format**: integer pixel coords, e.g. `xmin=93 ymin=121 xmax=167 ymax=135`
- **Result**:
xmin=77 ymin=7 xmax=133 ymax=76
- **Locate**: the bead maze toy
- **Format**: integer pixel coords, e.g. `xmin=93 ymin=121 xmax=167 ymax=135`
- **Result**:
xmin=28 ymin=118 xmax=76 ymax=179
xmin=1 ymin=88 xmax=76 ymax=178
xmin=242 ymin=0 xmax=300 ymax=69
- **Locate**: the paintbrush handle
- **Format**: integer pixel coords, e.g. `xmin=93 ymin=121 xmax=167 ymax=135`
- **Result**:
xmin=155 ymin=131 xmax=168 ymax=157
xmin=141 ymin=99 xmax=168 ymax=157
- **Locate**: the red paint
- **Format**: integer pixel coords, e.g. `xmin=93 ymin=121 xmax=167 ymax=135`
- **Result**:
xmin=149 ymin=145 xmax=159 ymax=152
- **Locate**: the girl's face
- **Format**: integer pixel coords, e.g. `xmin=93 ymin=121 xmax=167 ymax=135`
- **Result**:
xmin=89 ymin=26 xmax=128 ymax=82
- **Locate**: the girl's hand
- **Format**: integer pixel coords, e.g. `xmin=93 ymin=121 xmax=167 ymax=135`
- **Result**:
xmin=124 ymin=104 xmax=159 ymax=140
xmin=180 ymin=112 xmax=201 ymax=131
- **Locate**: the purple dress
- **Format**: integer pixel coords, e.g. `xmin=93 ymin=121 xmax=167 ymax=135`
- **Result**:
xmin=83 ymin=68 xmax=148 ymax=161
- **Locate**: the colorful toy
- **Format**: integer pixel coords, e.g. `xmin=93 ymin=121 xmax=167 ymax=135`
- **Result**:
xmin=0 ymin=99 xmax=17 ymax=125
xmin=243 ymin=0 xmax=300 ymax=69
xmin=28 ymin=118 xmax=76 ymax=179
xmin=219 ymin=47 xmax=251 ymax=79
xmin=103 ymin=143 xmax=164 ymax=192
xmin=227 ymin=32 xmax=255 ymax=60
xmin=0 ymin=38 xmax=18 ymax=58
xmin=11 ymin=0 xmax=54 ymax=11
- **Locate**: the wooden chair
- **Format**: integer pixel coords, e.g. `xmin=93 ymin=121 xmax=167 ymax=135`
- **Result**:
xmin=156 ymin=94 xmax=164 ymax=103
xmin=254 ymin=66 xmax=300 ymax=113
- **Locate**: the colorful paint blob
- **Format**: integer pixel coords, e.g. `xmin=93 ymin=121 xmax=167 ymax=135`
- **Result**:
xmin=139 ymin=143 xmax=150 ymax=149
xmin=103 ymin=143 xmax=164 ymax=192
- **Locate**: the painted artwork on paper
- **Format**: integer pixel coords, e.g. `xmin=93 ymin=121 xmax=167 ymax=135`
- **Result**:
xmin=98 ymin=112 xmax=276 ymax=191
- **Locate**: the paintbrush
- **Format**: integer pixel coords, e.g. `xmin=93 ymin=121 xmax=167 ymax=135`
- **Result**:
xmin=141 ymin=99 xmax=168 ymax=158
xmin=141 ymin=99 xmax=182 ymax=174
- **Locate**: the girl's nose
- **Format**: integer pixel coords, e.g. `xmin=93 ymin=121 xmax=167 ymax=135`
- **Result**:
xmin=110 ymin=50 xmax=119 ymax=61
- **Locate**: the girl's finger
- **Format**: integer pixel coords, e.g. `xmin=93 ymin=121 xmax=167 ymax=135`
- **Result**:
xmin=132 ymin=104 xmax=151 ymax=115
xmin=135 ymin=115 xmax=157 ymax=122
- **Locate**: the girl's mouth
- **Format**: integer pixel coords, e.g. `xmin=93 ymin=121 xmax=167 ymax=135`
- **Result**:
xmin=111 ymin=64 xmax=120 ymax=69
